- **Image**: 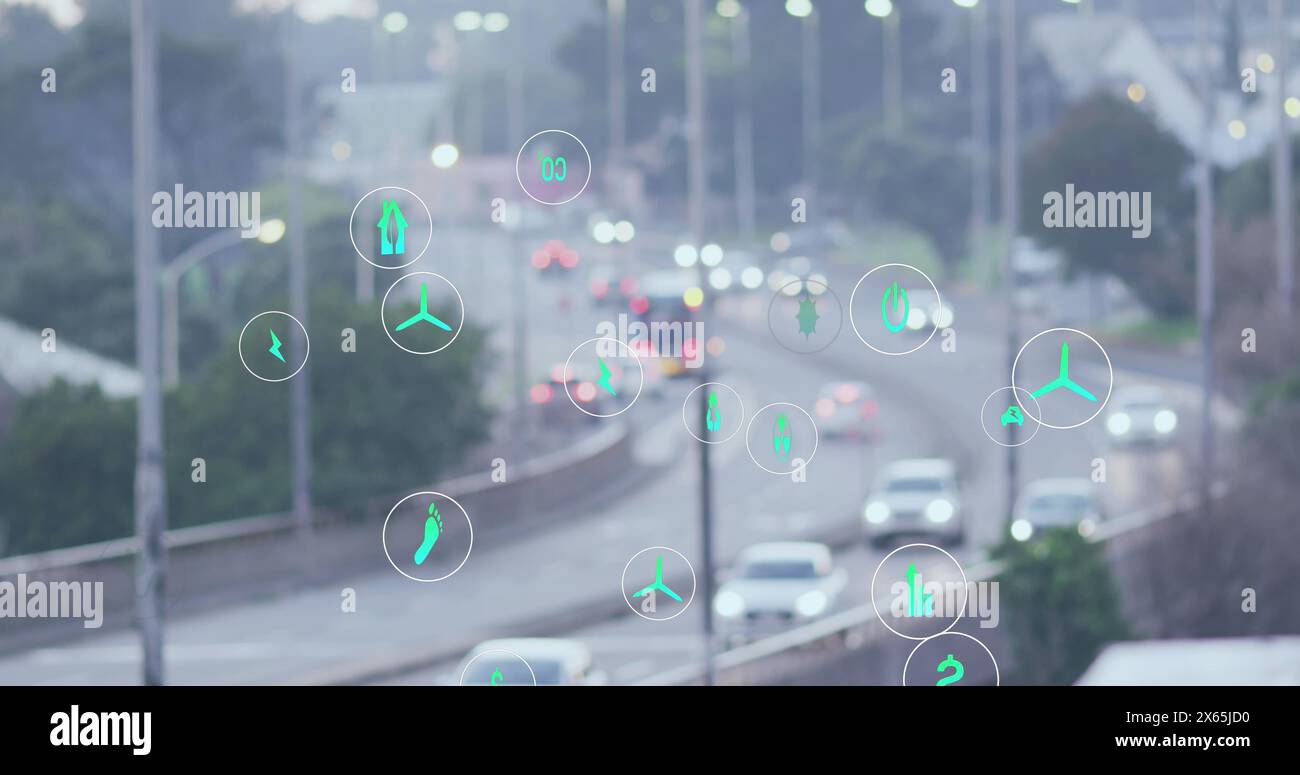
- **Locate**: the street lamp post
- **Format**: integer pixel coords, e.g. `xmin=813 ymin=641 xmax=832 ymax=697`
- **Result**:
xmin=719 ymin=0 xmax=757 ymax=242
xmin=866 ymin=0 xmax=902 ymax=131
xmin=1272 ymin=0 xmax=1294 ymax=319
xmin=1195 ymin=0 xmax=1217 ymax=503
xmin=786 ymin=0 xmax=819 ymax=199
xmin=956 ymin=0 xmax=990 ymax=264
xmin=1000 ymin=0 xmax=1021 ymax=527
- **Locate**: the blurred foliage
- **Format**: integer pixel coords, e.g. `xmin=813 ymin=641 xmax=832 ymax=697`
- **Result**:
xmin=0 ymin=290 xmax=492 ymax=555
xmin=1021 ymin=94 xmax=1195 ymax=317
xmin=992 ymin=528 xmax=1129 ymax=685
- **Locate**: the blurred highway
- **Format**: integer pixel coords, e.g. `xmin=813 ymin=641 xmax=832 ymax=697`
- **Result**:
xmin=0 ymin=229 xmax=1206 ymax=686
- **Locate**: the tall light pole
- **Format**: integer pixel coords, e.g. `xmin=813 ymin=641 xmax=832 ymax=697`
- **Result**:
xmin=1195 ymin=0 xmax=1217 ymax=501
xmin=957 ymin=0 xmax=990 ymax=263
xmin=786 ymin=0 xmax=819 ymax=198
xmin=999 ymin=0 xmax=1020 ymax=525
xmin=719 ymin=0 xmax=756 ymax=242
xmin=608 ymin=0 xmax=627 ymax=168
xmin=284 ymin=10 xmax=313 ymax=541
xmin=1273 ymin=0 xmax=1294 ymax=319
xmin=867 ymin=0 xmax=902 ymax=131
xmin=130 ymin=0 xmax=166 ymax=687
xmin=686 ymin=0 xmax=716 ymax=687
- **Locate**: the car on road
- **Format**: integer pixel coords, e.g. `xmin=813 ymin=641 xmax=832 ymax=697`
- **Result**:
xmin=814 ymin=381 xmax=880 ymax=441
xmin=862 ymin=458 xmax=964 ymax=546
xmin=900 ymin=288 xmax=954 ymax=331
xmin=1011 ymin=478 xmax=1105 ymax=541
xmin=1105 ymin=386 xmax=1178 ymax=446
xmin=714 ymin=542 xmax=847 ymax=642
xmin=455 ymin=638 xmax=606 ymax=686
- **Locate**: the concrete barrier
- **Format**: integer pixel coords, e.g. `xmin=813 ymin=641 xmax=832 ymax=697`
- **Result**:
xmin=0 ymin=421 xmax=633 ymax=654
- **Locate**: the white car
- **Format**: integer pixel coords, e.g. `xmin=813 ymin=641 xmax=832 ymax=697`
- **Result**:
xmin=1105 ymin=386 xmax=1178 ymax=446
xmin=901 ymin=289 xmax=954 ymax=331
xmin=455 ymin=639 xmax=606 ymax=686
xmin=714 ymin=542 xmax=847 ymax=639
xmin=862 ymin=458 xmax=964 ymax=545
xmin=1011 ymin=478 xmax=1105 ymax=541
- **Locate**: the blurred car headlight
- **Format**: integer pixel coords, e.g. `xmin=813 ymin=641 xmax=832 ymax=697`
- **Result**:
xmin=864 ymin=501 xmax=891 ymax=524
xmin=1010 ymin=519 xmax=1034 ymax=542
xmin=714 ymin=590 xmax=746 ymax=618
xmin=1106 ymin=412 xmax=1131 ymax=436
xmin=931 ymin=305 xmax=954 ymax=328
xmin=1077 ymin=518 xmax=1096 ymax=538
xmin=906 ymin=307 xmax=926 ymax=330
xmin=1153 ymin=409 xmax=1177 ymax=434
xmin=795 ymin=590 xmax=828 ymax=618
xmin=925 ymin=498 xmax=955 ymax=523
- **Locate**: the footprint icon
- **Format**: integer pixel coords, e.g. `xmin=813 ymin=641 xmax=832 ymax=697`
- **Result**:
xmin=413 ymin=503 xmax=443 ymax=565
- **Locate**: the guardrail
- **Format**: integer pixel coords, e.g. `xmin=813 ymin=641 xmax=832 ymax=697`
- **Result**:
xmin=634 ymin=483 xmax=1225 ymax=686
xmin=0 ymin=420 xmax=634 ymax=654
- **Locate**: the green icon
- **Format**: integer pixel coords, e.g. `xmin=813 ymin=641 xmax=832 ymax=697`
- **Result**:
xmin=539 ymin=153 xmax=567 ymax=181
xmin=378 ymin=200 xmax=408 ymax=256
xmin=267 ymin=328 xmax=285 ymax=363
xmin=1030 ymin=341 xmax=1097 ymax=401
xmin=936 ymin=653 xmax=964 ymax=686
xmin=597 ymin=356 xmax=617 ymax=396
xmin=632 ymin=555 xmax=681 ymax=602
xmin=706 ymin=392 xmax=721 ymax=432
xmin=490 ymin=668 xmax=504 ymax=686
xmin=1000 ymin=406 xmax=1023 ymax=426
xmin=905 ymin=562 xmax=934 ymax=617
xmin=773 ymin=413 xmax=792 ymax=458
xmin=795 ymin=295 xmax=820 ymax=339
xmin=395 ymin=282 xmax=454 ymax=333
xmin=881 ymin=283 xmax=909 ymax=333
xmin=413 ymin=502 xmax=443 ymax=565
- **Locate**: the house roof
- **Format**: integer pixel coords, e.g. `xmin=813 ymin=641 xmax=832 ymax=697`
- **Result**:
xmin=0 ymin=316 xmax=140 ymax=399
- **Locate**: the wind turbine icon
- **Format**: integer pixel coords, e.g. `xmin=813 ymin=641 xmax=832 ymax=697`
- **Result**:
xmin=1030 ymin=341 xmax=1097 ymax=401
xmin=394 ymin=282 xmax=453 ymax=333
xmin=632 ymin=555 xmax=682 ymax=602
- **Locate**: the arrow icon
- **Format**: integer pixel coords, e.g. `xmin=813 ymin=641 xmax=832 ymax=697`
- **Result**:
xmin=267 ymin=329 xmax=285 ymax=363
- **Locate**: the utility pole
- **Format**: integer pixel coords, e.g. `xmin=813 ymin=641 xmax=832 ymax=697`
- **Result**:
xmin=801 ymin=8 xmax=820 ymax=197
xmin=130 ymin=0 xmax=166 ymax=687
xmin=731 ymin=5 xmax=757 ymax=242
xmin=608 ymin=0 xmax=627 ymax=176
xmin=884 ymin=9 xmax=902 ymax=131
xmin=1196 ymin=0 xmax=1217 ymax=502
xmin=1000 ymin=0 xmax=1020 ymax=524
xmin=284 ymin=11 xmax=313 ymax=541
xmin=1273 ymin=0 xmax=1294 ymax=319
xmin=971 ymin=0 xmax=990 ymax=263
xmin=685 ymin=0 xmax=716 ymax=687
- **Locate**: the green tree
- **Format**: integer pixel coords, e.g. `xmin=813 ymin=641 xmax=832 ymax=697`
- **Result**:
xmin=0 ymin=290 xmax=493 ymax=555
xmin=992 ymin=528 xmax=1129 ymax=685
xmin=1021 ymin=94 xmax=1195 ymax=317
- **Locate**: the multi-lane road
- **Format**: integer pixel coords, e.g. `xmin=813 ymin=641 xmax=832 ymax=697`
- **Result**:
xmin=0 ymin=232 xmax=1207 ymax=685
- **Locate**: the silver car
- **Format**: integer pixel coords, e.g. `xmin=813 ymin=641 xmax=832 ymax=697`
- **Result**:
xmin=1105 ymin=386 xmax=1178 ymax=446
xmin=714 ymin=542 xmax=847 ymax=640
xmin=862 ymin=458 xmax=964 ymax=546
xmin=1011 ymin=478 xmax=1105 ymax=541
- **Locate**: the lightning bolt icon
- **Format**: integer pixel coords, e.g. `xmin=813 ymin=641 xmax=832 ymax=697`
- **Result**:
xmin=597 ymin=356 xmax=617 ymax=397
xmin=268 ymin=329 xmax=285 ymax=363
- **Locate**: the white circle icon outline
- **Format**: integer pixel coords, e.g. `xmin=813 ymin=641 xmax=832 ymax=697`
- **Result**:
xmin=238 ymin=310 xmax=310 ymax=383
xmin=848 ymin=263 xmax=943 ymax=356
xmin=681 ymin=381 xmax=745 ymax=445
xmin=1011 ymin=327 xmax=1114 ymax=430
xmin=744 ymin=401 xmax=819 ymax=476
xmin=903 ymin=631 xmax=1000 ymax=686
xmin=870 ymin=542 xmax=969 ymax=641
xmin=767 ymin=276 xmax=843 ymax=354
xmin=562 ymin=336 xmax=644 ymax=418
xmin=621 ymin=546 xmax=697 ymax=622
xmin=979 ymin=386 xmax=1043 ymax=448
xmin=515 ymin=129 xmax=592 ymax=206
xmin=382 ymin=490 xmax=473 ymax=583
xmin=349 ymin=186 xmax=434 ymax=270
xmin=459 ymin=648 xmax=538 ymax=687
xmin=380 ymin=272 xmax=466 ymax=356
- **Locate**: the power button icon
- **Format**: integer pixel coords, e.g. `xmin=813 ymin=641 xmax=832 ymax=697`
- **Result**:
xmin=881 ymin=283 xmax=909 ymax=333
